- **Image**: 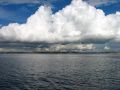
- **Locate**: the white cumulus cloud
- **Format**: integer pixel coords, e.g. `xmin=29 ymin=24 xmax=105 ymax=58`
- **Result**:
xmin=0 ymin=0 xmax=120 ymax=44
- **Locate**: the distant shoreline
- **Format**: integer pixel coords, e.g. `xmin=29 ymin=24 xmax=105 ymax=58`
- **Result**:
xmin=0 ymin=51 xmax=119 ymax=54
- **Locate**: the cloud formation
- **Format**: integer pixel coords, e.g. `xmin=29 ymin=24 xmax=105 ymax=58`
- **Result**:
xmin=84 ymin=0 xmax=120 ymax=6
xmin=0 ymin=0 xmax=120 ymax=44
xmin=0 ymin=0 xmax=39 ymax=4
xmin=0 ymin=0 xmax=58 ymax=5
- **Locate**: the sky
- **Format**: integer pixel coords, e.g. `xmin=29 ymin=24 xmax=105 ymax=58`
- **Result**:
xmin=0 ymin=0 xmax=120 ymax=25
xmin=0 ymin=0 xmax=120 ymax=52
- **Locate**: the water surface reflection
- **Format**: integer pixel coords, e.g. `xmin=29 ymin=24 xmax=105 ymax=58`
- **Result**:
xmin=0 ymin=54 xmax=120 ymax=90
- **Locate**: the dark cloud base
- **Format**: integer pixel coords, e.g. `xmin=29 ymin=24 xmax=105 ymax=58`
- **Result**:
xmin=0 ymin=42 xmax=119 ymax=53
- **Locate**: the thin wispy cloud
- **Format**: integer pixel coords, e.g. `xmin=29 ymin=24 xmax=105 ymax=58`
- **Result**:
xmin=84 ymin=0 xmax=120 ymax=6
xmin=0 ymin=0 xmax=38 ymax=5
xmin=0 ymin=0 xmax=58 ymax=5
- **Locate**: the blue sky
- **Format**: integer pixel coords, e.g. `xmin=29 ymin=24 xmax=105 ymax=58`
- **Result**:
xmin=0 ymin=0 xmax=120 ymax=26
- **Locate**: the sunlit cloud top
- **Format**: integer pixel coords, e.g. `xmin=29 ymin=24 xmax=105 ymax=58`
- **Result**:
xmin=0 ymin=0 xmax=120 ymax=51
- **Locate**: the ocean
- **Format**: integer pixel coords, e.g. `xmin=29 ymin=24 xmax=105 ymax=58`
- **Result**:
xmin=0 ymin=54 xmax=120 ymax=90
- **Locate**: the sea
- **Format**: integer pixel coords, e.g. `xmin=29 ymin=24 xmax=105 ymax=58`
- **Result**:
xmin=0 ymin=54 xmax=120 ymax=90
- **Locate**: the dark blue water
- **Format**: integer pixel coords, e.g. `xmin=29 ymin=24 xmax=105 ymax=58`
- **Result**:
xmin=0 ymin=54 xmax=120 ymax=90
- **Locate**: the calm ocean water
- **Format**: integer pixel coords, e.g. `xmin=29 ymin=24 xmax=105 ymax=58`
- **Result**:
xmin=0 ymin=54 xmax=120 ymax=90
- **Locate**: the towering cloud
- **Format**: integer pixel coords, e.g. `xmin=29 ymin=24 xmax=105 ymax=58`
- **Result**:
xmin=0 ymin=0 xmax=120 ymax=44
